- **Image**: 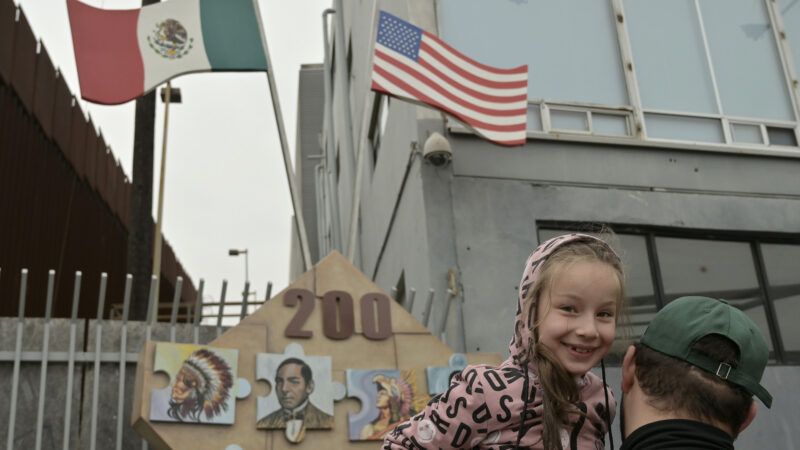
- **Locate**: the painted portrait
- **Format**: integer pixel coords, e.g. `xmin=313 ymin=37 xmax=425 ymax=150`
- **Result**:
xmin=256 ymin=350 xmax=334 ymax=442
xmin=149 ymin=343 xmax=238 ymax=425
xmin=346 ymin=369 xmax=429 ymax=441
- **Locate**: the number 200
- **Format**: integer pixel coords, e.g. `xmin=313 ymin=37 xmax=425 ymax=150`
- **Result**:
xmin=283 ymin=288 xmax=393 ymax=340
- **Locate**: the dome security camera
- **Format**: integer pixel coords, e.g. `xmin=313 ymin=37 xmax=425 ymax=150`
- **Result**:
xmin=422 ymin=132 xmax=452 ymax=167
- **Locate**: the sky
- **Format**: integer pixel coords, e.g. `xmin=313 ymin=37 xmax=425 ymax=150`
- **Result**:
xmin=16 ymin=0 xmax=332 ymax=307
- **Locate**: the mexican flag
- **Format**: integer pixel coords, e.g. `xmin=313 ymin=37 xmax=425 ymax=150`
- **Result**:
xmin=67 ymin=0 xmax=268 ymax=105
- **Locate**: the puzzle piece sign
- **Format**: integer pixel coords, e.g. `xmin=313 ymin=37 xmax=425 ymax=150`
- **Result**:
xmin=426 ymin=353 xmax=468 ymax=395
xmin=255 ymin=343 xmax=345 ymax=443
xmin=346 ymin=369 xmax=429 ymax=441
xmin=132 ymin=251 xmax=503 ymax=449
xmin=150 ymin=343 xmax=250 ymax=425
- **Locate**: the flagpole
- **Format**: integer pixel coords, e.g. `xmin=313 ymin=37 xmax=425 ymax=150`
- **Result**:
xmin=345 ymin=0 xmax=379 ymax=262
xmin=252 ymin=0 xmax=312 ymax=271
xmin=151 ymin=81 xmax=171 ymax=313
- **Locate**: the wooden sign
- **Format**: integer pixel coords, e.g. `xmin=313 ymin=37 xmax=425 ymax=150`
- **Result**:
xmin=132 ymin=251 xmax=501 ymax=449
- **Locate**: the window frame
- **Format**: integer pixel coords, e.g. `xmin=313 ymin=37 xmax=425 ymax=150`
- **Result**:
xmin=536 ymin=221 xmax=800 ymax=364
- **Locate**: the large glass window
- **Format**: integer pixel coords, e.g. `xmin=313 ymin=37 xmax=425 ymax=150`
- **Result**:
xmin=700 ymin=0 xmax=794 ymax=121
xmin=656 ymin=237 xmax=774 ymax=352
xmin=626 ymin=0 xmax=718 ymax=114
xmin=539 ymin=224 xmax=800 ymax=364
xmin=625 ymin=0 xmax=797 ymax=145
xmin=761 ymin=244 xmax=800 ymax=353
xmin=438 ymin=0 xmax=628 ymax=106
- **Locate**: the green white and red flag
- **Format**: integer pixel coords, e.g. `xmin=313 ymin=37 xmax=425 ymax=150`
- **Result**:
xmin=66 ymin=0 xmax=268 ymax=105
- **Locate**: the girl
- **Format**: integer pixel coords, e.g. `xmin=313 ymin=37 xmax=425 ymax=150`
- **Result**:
xmin=383 ymin=233 xmax=625 ymax=449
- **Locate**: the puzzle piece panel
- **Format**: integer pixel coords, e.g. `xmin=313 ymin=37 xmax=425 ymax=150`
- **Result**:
xmin=426 ymin=353 xmax=468 ymax=395
xmin=255 ymin=343 xmax=335 ymax=432
xmin=346 ymin=369 xmax=429 ymax=441
xmin=150 ymin=342 xmax=239 ymax=425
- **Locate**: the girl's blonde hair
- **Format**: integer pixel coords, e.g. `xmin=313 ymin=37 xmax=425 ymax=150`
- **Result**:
xmin=525 ymin=236 xmax=625 ymax=450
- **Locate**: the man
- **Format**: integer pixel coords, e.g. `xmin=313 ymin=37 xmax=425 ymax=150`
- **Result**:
xmin=620 ymin=296 xmax=773 ymax=449
xmin=257 ymin=357 xmax=333 ymax=430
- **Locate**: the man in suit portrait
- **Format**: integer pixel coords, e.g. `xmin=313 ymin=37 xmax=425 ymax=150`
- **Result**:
xmin=257 ymin=357 xmax=334 ymax=434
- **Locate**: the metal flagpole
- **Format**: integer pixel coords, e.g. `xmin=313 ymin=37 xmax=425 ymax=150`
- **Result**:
xmin=346 ymin=1 xmax=379 ymax=261
xmin=252 ymin=0 xmax=312 ymax=270
xmin=152 ymin=81 xmax=172 ymax=297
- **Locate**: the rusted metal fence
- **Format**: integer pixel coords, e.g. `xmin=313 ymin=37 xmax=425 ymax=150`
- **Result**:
xmin=0 ymin=0 xmax=195 ymax=319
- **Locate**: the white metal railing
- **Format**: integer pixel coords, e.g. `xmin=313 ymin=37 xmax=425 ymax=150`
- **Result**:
xmin=0 ymin=268 xmax=457 ymax=448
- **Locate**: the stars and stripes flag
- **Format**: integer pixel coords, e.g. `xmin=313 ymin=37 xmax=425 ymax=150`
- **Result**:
xmin=370 ymin=11 xmax=528 ymax=147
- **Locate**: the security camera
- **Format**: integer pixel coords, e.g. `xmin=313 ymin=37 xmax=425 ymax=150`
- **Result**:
xmin=423 ymin=132 xmax=452 ymax=167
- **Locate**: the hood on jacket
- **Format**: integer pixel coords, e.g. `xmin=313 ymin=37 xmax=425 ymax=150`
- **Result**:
xmin=510 ymin=233 xmax=618 ymax=365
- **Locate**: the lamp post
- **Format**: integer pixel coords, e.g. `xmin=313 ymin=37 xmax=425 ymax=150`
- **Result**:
xmin=228 ymin=248 xmax=249 ymax=301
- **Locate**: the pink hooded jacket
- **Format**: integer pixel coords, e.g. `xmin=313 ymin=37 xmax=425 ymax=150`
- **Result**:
xmin=383 ymin=234 xmax=617 ymax=449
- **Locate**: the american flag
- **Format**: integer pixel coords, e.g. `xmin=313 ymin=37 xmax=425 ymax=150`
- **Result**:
xmin=371 ymin=11 xmax=528 ymax=147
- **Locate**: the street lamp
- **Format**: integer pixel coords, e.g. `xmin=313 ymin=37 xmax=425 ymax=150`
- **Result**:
xmin=228 ymin=248 xmax=249 ymax=286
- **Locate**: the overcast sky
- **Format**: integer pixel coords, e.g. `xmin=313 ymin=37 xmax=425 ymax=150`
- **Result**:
xmin=17 ymin=0 xmax=332 ymax=304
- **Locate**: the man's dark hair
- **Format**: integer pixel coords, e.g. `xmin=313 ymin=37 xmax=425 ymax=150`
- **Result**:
xmin=635 ymin=334 xmax=753 ymax=436
xmin=277 ymin=357 xmax=313 ymax=384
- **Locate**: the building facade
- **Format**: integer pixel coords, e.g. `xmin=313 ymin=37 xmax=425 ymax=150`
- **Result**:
xmin=292 ymin=0 xmax=800 ymax=445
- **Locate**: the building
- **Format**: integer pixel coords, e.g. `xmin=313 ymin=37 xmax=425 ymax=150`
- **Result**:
xmin=292 ymin=0 xmax=800 ymax=445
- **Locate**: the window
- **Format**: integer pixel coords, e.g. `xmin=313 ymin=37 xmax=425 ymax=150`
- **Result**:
xmin=438 ymin=0 xmax=800 ymax=153
xmin=369 ymin=94 xmax=389 ymax=169
xmin=335 ymin=144 xmax=340 ymax=182
xmin=538 ymin=224 xmax=800 ymax=364
xmin=438 ymin=0 xmax=627 ymax=106
xmin=626 ymin=0 xmax=797 ymax=146
xmin=394 ymin=270 xmax=407 ymax=307
xmin=761 ymin=244 xmax=800 ymax=355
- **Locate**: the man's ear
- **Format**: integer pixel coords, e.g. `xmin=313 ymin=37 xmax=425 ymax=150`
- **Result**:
xmin=307 ymin=379 xmax=315 ymax=394
xmin=621 ymin=345 xmax=637 ymax=394
xmin=738 ymin=401 xmax=758 ymax=434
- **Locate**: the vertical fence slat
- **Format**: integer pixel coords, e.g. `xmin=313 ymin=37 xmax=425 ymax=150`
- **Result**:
xmin=89 ymin=273 xmax=107 ymax=450
xmin=216 ymin=280 xmax=227 ymax=337
xmin=422 ymin=288 xmax=435 ymax=328
xmin=406 ymin=288 xmax=416 ymax=314
xmin=144 ymin=275 xmax=157 ymax=342
xmin=6 ymin=269 xmax=28 ymax=450
xmin=168 ymin=277 xmax=182 ymax=342
xmin=62 ymin=271 xmax=81 ymax=450
xmin=438 ymin=289 xmax=456 ymax=345
xmin=240 ymin=281 xmax=250 ymax=320
xmin=34 ymin=270 xmax=55 ymax=450
xmin=192 ymin=279 xmax=204 ymax=344
xmin=115 ymin=275 xmax=132 ymax=450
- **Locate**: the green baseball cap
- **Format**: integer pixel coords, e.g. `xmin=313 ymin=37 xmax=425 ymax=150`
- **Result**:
xmin=640 ymin=296 xmax=772 ymax=408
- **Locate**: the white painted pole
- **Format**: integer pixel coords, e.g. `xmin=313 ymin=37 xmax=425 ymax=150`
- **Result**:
xmin=152 ymin=82 xmax=172 ymax=299
xmin=252 ymin=0 xmax=312 ymax=270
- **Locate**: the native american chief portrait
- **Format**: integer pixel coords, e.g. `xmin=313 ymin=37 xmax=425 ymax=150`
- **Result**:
xmin=166 ymin=348 xmax=234 ymax=422
xmin=147 ymin=345 xmax=236 ymax=424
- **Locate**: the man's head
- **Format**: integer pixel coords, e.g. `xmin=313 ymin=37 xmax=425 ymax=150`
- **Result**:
xmin=622 ymin=296 xmax=772 ymax=438
xmin=275 ymin=358 xmax=314 ymax=410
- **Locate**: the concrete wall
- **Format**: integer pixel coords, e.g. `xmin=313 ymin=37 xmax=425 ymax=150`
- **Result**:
xmin=0 ymin=318 xmax=217 ymax=449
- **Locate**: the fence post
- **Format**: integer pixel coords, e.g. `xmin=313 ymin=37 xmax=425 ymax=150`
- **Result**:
xmin=62 ymin=271 xmax=81 ymax=450
xmin=240 ymin=281 xmax=250 ymax=321
xmin=6 ymin=269 xmax=28 ymax=450
xmin=406 ymin=288 xmax=416 ymax=313
xmin=116 ymin=275 xmax=132 ymax=450
xmin=422 ymin=288 xmax=435 ymax=328
xmin=89 ymin=273 xmax=108 ymax=450
xmin=192 ymin=279 xmax=204 ymax=344
xmin=34 ymin=270 xmax=56 ymax=450
xmin=216 ymin=280 xmax=228 ymax=337
xmin=169 ymin=276 xmax=183 ymax=342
